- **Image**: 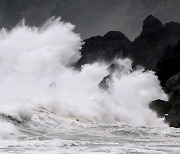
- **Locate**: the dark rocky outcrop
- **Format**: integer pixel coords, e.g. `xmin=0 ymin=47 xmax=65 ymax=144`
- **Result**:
xmin=75 ymin=15 xmax=180 ymax=127
xmin=99 ymin=75 xmax=110 ymax=90
xmin=156 ymin=40 xmax=180 ymax=87
xmin=150 ymin=40 xmax=180 ymax=127
xmin=76 ymin=31 xmax=132 ymax=67
xmin=149 ymin=99 xmax=171 ymax=118
xmin=98 ymin=63 xmax=120 ymax=89
xmin=161 ymin=73 xmax=180 ymax=128
xmin=149 ymin=85 xmax=180 ymax=128
xmin=98 ymin=62 xmax=131 ymax=90
xmin=131 ymin=15 xmax=180 ymax=70
xmin=76 ymin=15 xmax=180 ymax=71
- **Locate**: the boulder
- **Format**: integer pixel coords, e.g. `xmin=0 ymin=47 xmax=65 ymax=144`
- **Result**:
xmin=151 ymin=72 xmax=180 ymax=127
xmin=149 ymin=99 xmax=171 ymax=118
xmin=151 ymin=39 xmax=180 ymax=127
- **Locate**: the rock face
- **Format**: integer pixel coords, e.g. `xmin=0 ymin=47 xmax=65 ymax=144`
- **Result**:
xmin=156 ymin=40 xmax=180 ymax=87
xmin=150 ymin=72 xmax=180 ymax=128
xmin=76 ymin=31 xmax=132 ymax=67
xmin=164 ymin=73 xmax=180 ymax=127
xmin=77 ymin=15 xmax=180 ymax=71
xmin=149 ymin=99 xmax=171 ymax=118
xmin=76 ymin=15 xmax=180 ymax=127
xmin=131 ymin=15 xmax=180 ymax=70
xmin=151 ymin=40 xmax=180 ymax=127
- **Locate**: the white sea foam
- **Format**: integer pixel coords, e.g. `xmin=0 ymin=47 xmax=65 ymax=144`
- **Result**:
xmin=0 ymin=121 xmax=20 ymax=139
xmin=0 ymin=17 xmax=168 ymax=135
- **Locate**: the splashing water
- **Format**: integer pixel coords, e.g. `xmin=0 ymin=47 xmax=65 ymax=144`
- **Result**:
xmin=0 ymin=18 xmax=168 ymax=128
xmin=3 ymin=17 xmax=180 ymax=154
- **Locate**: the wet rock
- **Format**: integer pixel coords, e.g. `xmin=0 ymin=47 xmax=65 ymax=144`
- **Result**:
xmin=149 ymin=100 xmax=171 ymax=118
xmin=98 ymin=75 xmax=110 ymax=90
xmin=154 ymin=40 xmax=180 ymax=127
xmin=152 ymin=72 xmax=180 ymax=128
xmin=165 ymin=109 xmax=180 ymax=128
xmin=74 ymin=15 xmax=180 ymax=127
xmin=76 ymin=15 xmax=180 ymax=72
xmin=164 ymin=73 xmax=180 ymax=127
xmin=131 ymin=15 xmax=180 ymax=70
xmin=76 ymin=31 xmax=132 ymax=67
xmin=156 ymin=40 xmax=180 ymax=87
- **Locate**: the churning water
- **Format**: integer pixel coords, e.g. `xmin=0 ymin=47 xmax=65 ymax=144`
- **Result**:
xmin=0 ymin=18 xmax=180 ymax=154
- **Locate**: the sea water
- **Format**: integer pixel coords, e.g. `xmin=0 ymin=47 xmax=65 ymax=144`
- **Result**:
xmin=0 ymin=18 xmax=179 ymax=154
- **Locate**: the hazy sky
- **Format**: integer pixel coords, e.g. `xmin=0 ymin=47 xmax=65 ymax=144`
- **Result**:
xmin=0 ymin=0 xmax=179 ymax=40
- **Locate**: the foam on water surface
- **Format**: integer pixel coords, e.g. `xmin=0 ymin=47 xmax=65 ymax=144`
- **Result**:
xmin=0 ymin=18 xmax=178 ymax=154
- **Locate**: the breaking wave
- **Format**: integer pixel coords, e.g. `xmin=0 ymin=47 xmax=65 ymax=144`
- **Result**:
xmin=0 ymin=17 xmax=168 ymax=134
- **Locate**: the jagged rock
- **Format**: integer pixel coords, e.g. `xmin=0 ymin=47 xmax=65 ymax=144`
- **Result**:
xmin=165 ymin=72 xmax=180 ymax=94
xmin=151 ymin=39 xmax=180 ymax=127
xmin=98 ymin=62 xmax=132 ymax=90
xmin=74 ymin=15 xmax=180 ymax=127
xmin=76 ymin=31 xmax=132 ymax=67
xmin=156 ymin=40 xmax=180 ymax=87
xmin=98 ymin=63 xmax=121 ymax=90
xmin=131 ymin=15 xmax=180 ymax=70
xmin=143 ymin=15 xmax=163 ymax=31
xmin=98 ymin=75 xmax=110 ymax=90
xmin=151 ymin=72 xmax=180 ymax=127
xmin=76 ymin=15 xmax=180 ymax=72
xmin=165 ymin=108 xmax=180 ymax=128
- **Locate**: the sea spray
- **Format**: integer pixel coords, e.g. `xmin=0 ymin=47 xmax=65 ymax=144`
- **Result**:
xmin=0 ymin=18 xmax=168 ymax=129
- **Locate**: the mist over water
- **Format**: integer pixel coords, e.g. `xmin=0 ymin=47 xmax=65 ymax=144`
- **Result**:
xmin=0 ymin=18 xmax=168 ymax=137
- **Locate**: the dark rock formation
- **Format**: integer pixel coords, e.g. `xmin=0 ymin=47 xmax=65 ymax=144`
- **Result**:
xmin=99 ymin=75 xmax=110 ymax=90
xmin=76 ymin=15 xmax=180 ymax=127
xmin=164 ymin=73 xmax=180 ymax=127
xmin=149 ymin=99 xmax=171 ymax=118
xmin=98 ymin=62 xmax=131 ymax=90
xmin=76 ymin=31 xmax=132 ymax=67
xmin=150 ymin=40 xmax=180 ymax=127
xmin=131 ymin=15 xmax=180 ymax=70
xmin=76 ymin=15 xmax=180 ymax=71
xmin=156 ymin=40 xmax=180 ymax=87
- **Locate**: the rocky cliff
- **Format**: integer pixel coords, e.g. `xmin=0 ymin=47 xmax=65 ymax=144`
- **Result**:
xmin=76 ymin=15 xmax=180 ymax=127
